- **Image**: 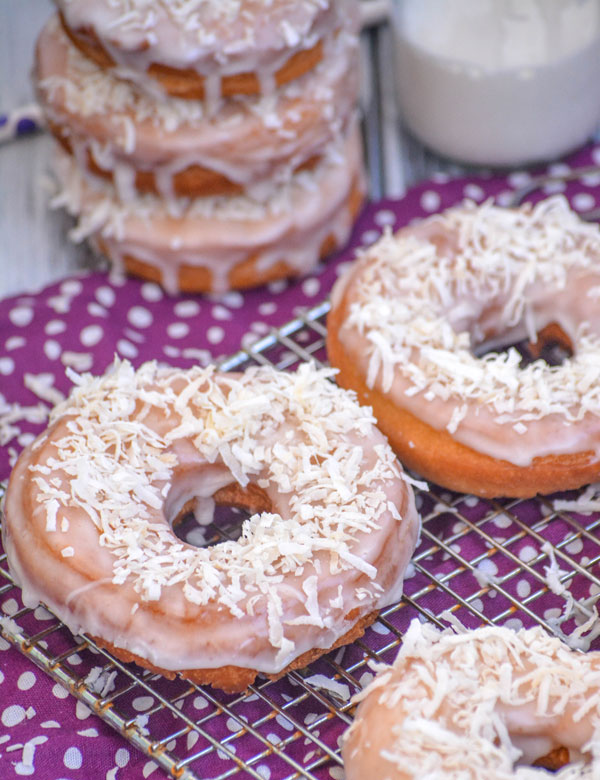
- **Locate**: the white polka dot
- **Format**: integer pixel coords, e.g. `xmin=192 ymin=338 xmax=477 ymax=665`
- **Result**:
xmin=302 ymin=278 xmax=321 ymax=297
xmin=167 ymin=322 xmax=189 ymax=339
xmin=267 ymin=279 xmax=288 ymax=294
xmin=128 ymin=306 xmax=153 ymax=328
xmin=361 ymin=229 xmax=380 ymax=246
xmin=542 ymin=179 xmax=566 ymax=195
xmin=45 ymin=320 xmax=66 ymax=335
xmin=163 ymin=345 xmax=180 ymax=358
xmin=462 ymin=495 xmax=479 ymax=508
xmin=0 ymin=637 xmax=9 ymax=651
xmin=193 ymin=696 xmax=208 ymax=710
xmin=53 ymin=683 xmax=69 ymax=699
xmin=207 ymin=326 xmax=225 ymax=345
xmin=87 ymin=303 xmax=108 ymax=318
xmin=374 ymin=209 xmax=396 ymax=227
xmin=220 ymin=291 xmax=244 ymax=308
xmin=34 ymin=606 xmax=53 ymax=621
xmin=566 ymin=538 xmax=584 ymax=555
xmin=493 ymin=513 xmax=513 ymax=529
xmin=582 ymin=171 xmax=600 ymax=187
xmin=2 ymin=598 xmax=18 ymax=615
xmin=516 ymin=579 xmax=531 ymax=599
xmin=544 ymin=607 xmax=563 ymax=621
xmin=420 ymin=190 xmax=441 ymax=212
xmin=0 ymin=357 xmax=14 ymax=375
xmin=507 ymin=171 xmax=532 ymax=189
xmin=572 ymin=192 xmax=596 ymax=212
xmin=187 ymin=732 xmax=200 ymax=750
xmin=256 ymin=766 xmax=271 ymax=779
xmin=64 ymin=747 xmax=83 ymax=770
xmin=96 ymin=286 xmax=116 ymax=307
xmin=17 ymin=672 xmax=36 ymax=691
xmin=276 ymin=714 xmax=294 ymax=731
xmin=226 ymin=717 xmax=244 ymax=733
xmin=211 ymin=305 xmax=232 ymax=321
xmin=115 ymin=748 xmax=130 ymax=768
xmin=44 ymin=340 xmax=61 ymax=360
xmin=133 ymin=696 xmax=154 ymax=712
xmin=548 ymin=162 xmax=571 ymax=178
xmin=76 ymin=701 xmax=92 ymax=720
xmin=117 ymin=339 xmax=138 ymax=358
xmin=143 ymin=760 xmax=159 ymax=777
xmin=141 ymin=282 xmax=163 ymax=302
xmin=463 ymin=183 xmax=485 ymax=201
xmin=329 ymin=767 xmax=344 ymax=779
xmin=266 ymin=733 xmax=281 ymax=745
xmin=519 ymin=545 xmax=537 ymax=563
xmin=370 ymin=620 xmax=390 ymax=635
xmin=504 ymin=617 xmax=524 ymax=631
xmin=2 ymin=705 xmax=26 ymax=727
xmin=80 ymin=325 xmax=104 ymax=348
xmin=61 ymin=279 xmax=83 ymax=297
xmin=9 ymin=305 xmax=34 ymax=327
xmin=0 ymin=670 xmax=4 ymax=684
xmin=174 ymin=300 xmax=200 ymax=318
xmin=258 ymin=302 xmax=277 ymax=316
xmin=495 ymin=190 xmax=516 ymax=207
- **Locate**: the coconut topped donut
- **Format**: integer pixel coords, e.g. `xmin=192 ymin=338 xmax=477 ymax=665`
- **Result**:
xmin=327 ymin=196 xmax=600 ymax=497
xmin=3 ymin=359 xmax=420 ymax=691
xmin=342 ymin=619 xmax=600 ymax=779
xmin=55 ymin=0 xmax=353 ymax=99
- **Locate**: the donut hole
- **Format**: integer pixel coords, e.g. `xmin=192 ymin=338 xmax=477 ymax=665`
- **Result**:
xmin=173 ymin=502 xmax=248 ymax=548
xmin=166 ymin=476 xmax=272 ymax=549
xmin=473 ymin=321 xmax=574 ymax=368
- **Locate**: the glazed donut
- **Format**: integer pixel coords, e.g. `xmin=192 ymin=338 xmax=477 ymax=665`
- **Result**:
xmin=327 ymin=196 xmax=600 ymax=498
xmin=2 ymin=360 xmax=420 ymax=693
xmin=36 ymin=15 xmax=360 ymax=200
xmin=342 ymin=619 xmax=600 ymax=778
xmin=51 ymin=122 xmax=365 ymax=294
xmin=54 ymin=0 xmax=353 ymax=100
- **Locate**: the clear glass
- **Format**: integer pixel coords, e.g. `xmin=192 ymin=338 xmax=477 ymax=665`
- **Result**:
xmin=392 ymin=0 xmax=600 ymax=166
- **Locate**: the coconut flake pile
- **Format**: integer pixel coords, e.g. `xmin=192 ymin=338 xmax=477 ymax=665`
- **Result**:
xmin=347 ymin=619 xmax=600 ymax=778
xmin=345 ymin=197 xmax=600 ymax=426
xmin=30 ymin=359 xmax=403 ymax=659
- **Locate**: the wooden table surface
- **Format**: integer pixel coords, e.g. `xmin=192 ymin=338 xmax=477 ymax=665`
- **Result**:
xmin=0 ymin=0 xmax=462 ymax=303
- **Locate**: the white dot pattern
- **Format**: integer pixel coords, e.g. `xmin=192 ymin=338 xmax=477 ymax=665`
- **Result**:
xmin=1 ymin=153 xmax=600 ymax=779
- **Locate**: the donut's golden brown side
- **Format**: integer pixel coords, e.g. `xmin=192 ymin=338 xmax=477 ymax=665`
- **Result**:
xmin=105 ymin=177 xmax=364 ymax=293
xmin=95 ymin=611 xmax=377 ymax=694
xmin=59 ymin=13 xmax=325 ymax=100
xmin=327 ymin=284 xmax=599 ymax=499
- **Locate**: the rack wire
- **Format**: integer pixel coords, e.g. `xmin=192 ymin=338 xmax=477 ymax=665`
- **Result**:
xmin=3 ymin=7 xmax=600 ymax=780
xmin=2 ymin=296 xmax=600 ymax=780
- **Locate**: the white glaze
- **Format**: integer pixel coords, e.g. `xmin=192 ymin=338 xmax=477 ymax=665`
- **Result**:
xmin=56 ymin=0 xmax=356 ymax=98
xmin=331 ymin=198 xmax=600 ymax=467
xmin=51 ymin=122 xmax=365 ymax=294
xmin=343 ymin=620 xmax=600 ymax=779
xmin=36 ymin=16 xmax=359 ymax=198
xmin=2 ymin=360 xmax=420 ymax=676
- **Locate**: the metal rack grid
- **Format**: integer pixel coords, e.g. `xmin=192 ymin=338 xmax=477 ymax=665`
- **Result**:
xmin=3 ymin=7 xmax=600 ymax=780
xmin=2 ymin=298 xmax=600 ymax=780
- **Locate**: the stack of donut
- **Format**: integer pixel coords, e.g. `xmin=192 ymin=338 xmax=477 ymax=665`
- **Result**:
xmin=35 ymin=0 xmax=365 ymax=293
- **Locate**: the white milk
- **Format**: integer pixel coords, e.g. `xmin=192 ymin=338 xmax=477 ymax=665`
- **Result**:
xmin=392 ymin=0 xmax=600 ymax=166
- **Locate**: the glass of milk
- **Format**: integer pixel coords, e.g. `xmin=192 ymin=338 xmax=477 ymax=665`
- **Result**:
xmin=392 ymin=0 xmax=600 ymax=166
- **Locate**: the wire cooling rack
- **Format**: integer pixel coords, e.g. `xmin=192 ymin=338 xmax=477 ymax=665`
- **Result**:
xmin=2 ymin=296 xmax=600 ymax=780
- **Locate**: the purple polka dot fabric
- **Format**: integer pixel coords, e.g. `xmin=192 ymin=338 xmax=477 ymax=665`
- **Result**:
xmin=2 ymin=143 xmax=600 ymax=779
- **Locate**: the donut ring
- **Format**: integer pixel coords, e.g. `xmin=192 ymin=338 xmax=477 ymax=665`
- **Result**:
xmin=55 ymin=0 xmax=353 ymax=100
xmin=327 ymin=197 xmax=600 ymax=498
xmin=342 ymin=620 xmax=600 ymax=778
xmin=51 ymin=122 xmax=365 ymax=294
xmin=36 ymin=16 xmax=359 ymax=199
xmin=3 ymin=360 xmax=420 ymax=693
